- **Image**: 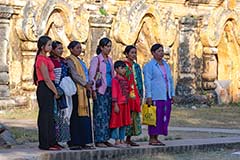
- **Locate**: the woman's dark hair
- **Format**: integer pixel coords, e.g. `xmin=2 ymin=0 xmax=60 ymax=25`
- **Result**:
xmin=114 ymin=60 xmax=126 ymax=70
xmin=52 ymin=41 xmax=62 ymax=50
xmin=67 ymin=41 xmax=80 ymax=50
xmin=96 ymin=37 xmax=112 ymax=55
xmin=50 ymin=41 xmax=62 ymax=56
xmin=33 ymin=35 xmax=52 ymax=85
xmin=150 ymin=43 xmax=163 ymax=53
xmin=123 ymin=45 xmax=136 ymax=56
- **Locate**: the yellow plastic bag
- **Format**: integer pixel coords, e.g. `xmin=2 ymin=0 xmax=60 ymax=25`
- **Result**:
xmin=142 ymin=104 xmax=156 ymax=126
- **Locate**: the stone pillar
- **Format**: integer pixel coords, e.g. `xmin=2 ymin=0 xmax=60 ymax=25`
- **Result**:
xmin=0 ymin=5 xmax=13 ymax=98
xmin=202 ymin=47 xmax=217 ymax=90
xmin=175 ymin=16 xmax=210 ymax=105
xmin=86 ymin=15 xmax=113 ymax=64
xmin=20 ymin=41 xmax=37 ymax=94
xmin=176 ymin=16 xmax=198 ymax=98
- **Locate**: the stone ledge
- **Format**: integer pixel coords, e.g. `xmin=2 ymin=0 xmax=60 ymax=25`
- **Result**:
xmin=1 ymin=137 xmax=240 ymax=160
xmin=0 ymin=96 xmax=28 ymax=109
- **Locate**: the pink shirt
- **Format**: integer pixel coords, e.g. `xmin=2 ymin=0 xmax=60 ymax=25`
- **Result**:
xmin=36 ymin=55 xmax=55 ymax=82
xmin=160 ymin=64 xmax=168 ymax=92
xmin=89 ymin=53 xmax=114 ymax=94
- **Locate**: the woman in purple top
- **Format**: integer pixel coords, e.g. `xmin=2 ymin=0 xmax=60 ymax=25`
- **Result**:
xmin=89 ymin=37 xmax=114 ymax=147
xmin=143 ymin=43 xmax=175 ymax=146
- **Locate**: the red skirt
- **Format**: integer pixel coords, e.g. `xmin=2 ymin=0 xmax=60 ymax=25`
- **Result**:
xmin=128 ymin=96 xmax=141 ymax=112
xmin=109 ymin=103 xmax=131 ymax=128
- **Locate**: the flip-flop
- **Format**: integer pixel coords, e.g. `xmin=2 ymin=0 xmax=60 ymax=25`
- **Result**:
xmin=126 ymin=141 xmax=140 ymax=146
xmin=95 ymin=143 xmax=108 ymax=148
xmin=149 ymin=142 xmax=165 ymax=146
xmin=156 ymin=140 xmax=166 ymax=146
xmin=69 ymin=146 xmax=82 ymax=150
xmin=81 ymin=145 xmax=96 ymax=150
xmin=104 ymin=141 xmax=114 ymax=147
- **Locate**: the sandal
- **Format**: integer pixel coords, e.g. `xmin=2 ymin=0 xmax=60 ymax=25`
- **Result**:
xmin=95 ymin=143 xmax=108 ymax=148
xmin=149 ymin=141 xmax=165 ymax=146
xmin=54 ymin=143 xmax=64 ymax=149
xmin=48 ymin=146 xmax=61 ymax=151
xmin=156 ymin=140 xmax=166 ymax=146
xmin=126 ymin=141 xmax=140 ymax=146
xmin=39 ymin=146 xmax=61 ymax=151
xmin=81 ymin=144 xmax=96 ymax=150
xmin=69 ymin=146 xmax=82 ymax=150
xmin=104 ymin=141 xmax=114 ymax=147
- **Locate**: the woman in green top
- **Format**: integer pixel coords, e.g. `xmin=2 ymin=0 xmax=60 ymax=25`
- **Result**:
xmin=123 ymin=45 xmax=143 ymax=146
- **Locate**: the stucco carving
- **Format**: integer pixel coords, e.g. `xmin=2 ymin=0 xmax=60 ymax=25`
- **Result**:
xmin=113 ymin=0 xmax=177 ymax=46
xmin=16 ymin=0 xmax=89 ymax=43
xmin=200 ymin=0 xmax=240 ymax=47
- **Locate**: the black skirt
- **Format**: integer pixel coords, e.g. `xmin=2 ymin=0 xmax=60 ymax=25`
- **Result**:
xmin=68 ymin=93 xmax=93 ymax=146
xmin=36 ymin=81 xmax=56 ymax=149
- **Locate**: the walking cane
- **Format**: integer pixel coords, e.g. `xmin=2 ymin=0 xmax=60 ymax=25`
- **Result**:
xmin=87 ymin=90 xmax=95 ymax=148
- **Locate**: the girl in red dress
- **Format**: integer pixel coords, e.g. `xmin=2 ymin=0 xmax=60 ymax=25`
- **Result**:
xmin=110 ymin=60 xmax=131 ymax=147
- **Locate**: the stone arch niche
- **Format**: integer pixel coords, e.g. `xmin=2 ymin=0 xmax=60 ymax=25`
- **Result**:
xmin=15 ymin=0 xmax=90 ymax=95
xmin=217 ymin=21 xmax=240 ymax=102
xmin=200 ymin=0 xmax=240 ymax=103
xmin=112 ymin=0 xmax=178 ymax=66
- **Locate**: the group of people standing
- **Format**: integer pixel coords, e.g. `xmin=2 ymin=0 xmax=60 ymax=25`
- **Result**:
xmin=33 ymin=35 xmax=175 ymax=151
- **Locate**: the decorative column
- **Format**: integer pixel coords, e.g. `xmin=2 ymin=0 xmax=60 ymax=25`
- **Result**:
xmin=176 ymin=16 xmax=198 ymax=98
xmin=20 ymin=41 xmax=37 ymax=94
xmin=201 ymin=47 xmax=217 ymax=90
xmin=86 ymin=15 xmax=113 ymax=64
xmin=0 ymin=5 xmax=13 ymax=97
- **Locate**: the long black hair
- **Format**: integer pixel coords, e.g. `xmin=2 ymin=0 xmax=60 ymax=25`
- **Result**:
xmin=96 ymin=37 xmax=112 ymax=55
xmin=33 ymin=35 xmax=52 ymax=85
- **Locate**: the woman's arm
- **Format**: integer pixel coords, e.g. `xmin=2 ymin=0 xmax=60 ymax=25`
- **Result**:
xmin=143 ymin=63 xmax=152 ymax=105
xmin=67 ymin=59 xmax=87 ymax=87
xmin=89 ymin=56 xmax=98 ymax=91
xmin=39 ymin=62 xmax=58 ymax=97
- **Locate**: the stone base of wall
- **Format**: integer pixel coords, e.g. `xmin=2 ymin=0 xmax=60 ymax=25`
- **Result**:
xmin=0 ymin=96 xmax=28 ymax=110
xmin=174 ymin=90 xmax=218 ymax=107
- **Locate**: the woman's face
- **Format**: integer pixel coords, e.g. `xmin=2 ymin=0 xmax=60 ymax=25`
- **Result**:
xmin=152 ymin=47 xmax=164 ymax=61
xmin=43 ymin=40 xmax=52 ymax=53
xmin=70 ymin=43 xmax=82 ymax=56
xmin=126 ymin=48 xmax=137 ymax=61
xmin=52 ymin=44 xmax=63 ymax=57
xmin=101 ymin=42 xmax=112 ymax=56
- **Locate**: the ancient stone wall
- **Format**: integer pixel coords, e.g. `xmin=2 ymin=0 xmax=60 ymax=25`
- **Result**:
xmin=0 ymin=0 xmax=239 ymax=106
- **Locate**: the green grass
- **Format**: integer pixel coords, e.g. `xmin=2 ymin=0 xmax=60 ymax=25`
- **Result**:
xmin=0 ymin=107 xmax=38 ymax=120
xmin=170 ymin=105 xmax=240 ymax=129
xmin=128 ymin=148 xmax=240 ymax=160
xmin=8 ymin=127 xmax=38 ymax=144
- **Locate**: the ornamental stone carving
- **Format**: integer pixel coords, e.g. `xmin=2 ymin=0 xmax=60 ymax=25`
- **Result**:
xmin=113 ymin=0 xmax=178 ymax=47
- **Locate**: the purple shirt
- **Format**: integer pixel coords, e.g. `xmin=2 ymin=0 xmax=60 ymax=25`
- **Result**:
xmin=89 ymin=53 xmax=114 ymax=94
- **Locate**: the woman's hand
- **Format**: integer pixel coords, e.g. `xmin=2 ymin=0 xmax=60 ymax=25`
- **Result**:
xmin=54 ymin=93 xmax=60 ymax=99
xmin=146 ymin=97 xmax=152 ymax=106
xmin=85 ymin=83 xmax=92 ymax=91
xmin=114 ymin=103 xmax=120 ymax=114
xmin=92 ymin=91 xmax=97 ymax=100
xmin=171 ymin=96 xmax=174 ymax=104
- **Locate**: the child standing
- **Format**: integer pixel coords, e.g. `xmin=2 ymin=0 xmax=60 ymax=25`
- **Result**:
xmin=110 ymin=60 xmax=131 ymax=147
